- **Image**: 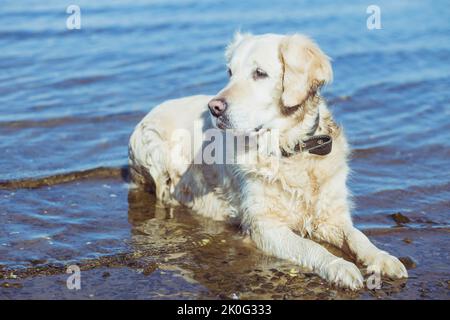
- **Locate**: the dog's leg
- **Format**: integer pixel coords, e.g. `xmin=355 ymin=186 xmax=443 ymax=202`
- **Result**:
xmin=344 ymin=226 xmax=408 ymax=278
xmin=314 ymin=223 xmax=408 ymax=279
xmin=312 ymin=169 xmax=408 ymax=280
xmin=130 ymin=124 xmax=174 ymax=205
xmin=250 ymin=219 xmax=364 ymax=289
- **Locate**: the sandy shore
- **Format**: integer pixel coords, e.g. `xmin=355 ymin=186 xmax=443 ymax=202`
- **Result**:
xmin=1 ymin=188 xmax=448 ymax=299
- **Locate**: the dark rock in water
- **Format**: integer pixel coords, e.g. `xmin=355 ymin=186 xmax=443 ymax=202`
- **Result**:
xmin=403 ymin=238 xmax=413 ymax=244
xmin=143 ymin=263 xmax=158 ymax=276
xmin=102 ymin=272 xmax=111 ymax=278
xmin=399 ymin=256 xmax=417 ymax=269
xmin=390 ymin=212 xmax=411 ymax=224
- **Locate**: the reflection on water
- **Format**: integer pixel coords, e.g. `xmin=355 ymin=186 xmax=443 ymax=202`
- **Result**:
xmin=126 ymin=187 xmax=362 ymax=299
xmin=0 ymin=0 xmax=449 ymax=299
xmin=125 ymin=187 xmax=450 ymax=300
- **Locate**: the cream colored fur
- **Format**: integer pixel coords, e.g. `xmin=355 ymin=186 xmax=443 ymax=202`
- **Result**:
xmin=129 ymin=33 xmax=407 ymax=289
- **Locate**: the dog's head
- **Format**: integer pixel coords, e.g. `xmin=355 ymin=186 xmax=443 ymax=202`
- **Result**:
xmin=208 ymin=32 xmax=332 ymax=132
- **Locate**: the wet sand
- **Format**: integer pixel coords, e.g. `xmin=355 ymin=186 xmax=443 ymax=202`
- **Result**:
xmin=1 ymin=173 xmax=449 ymax=299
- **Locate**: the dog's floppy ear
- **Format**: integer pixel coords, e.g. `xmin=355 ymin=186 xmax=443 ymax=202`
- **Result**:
xmin=225 ymin=31 xmax=252 ymax=62
xmin=279 ymin=34 xmax=332 ymax=108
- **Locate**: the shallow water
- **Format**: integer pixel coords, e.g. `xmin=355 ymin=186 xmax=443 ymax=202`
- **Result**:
xmin=0 ymin=0 xmax=449 ymax=299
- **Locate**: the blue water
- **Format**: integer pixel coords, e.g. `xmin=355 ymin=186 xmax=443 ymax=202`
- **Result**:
xmin=0 ymin=0 xmax=449 ymax=298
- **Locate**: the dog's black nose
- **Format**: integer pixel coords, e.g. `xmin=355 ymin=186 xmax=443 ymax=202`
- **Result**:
xmin=208 ymin=98 xmax=228 ymax=117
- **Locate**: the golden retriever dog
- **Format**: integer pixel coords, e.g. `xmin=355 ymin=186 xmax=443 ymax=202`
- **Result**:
xmin=128 ymin=32 xmax=408 ymax=289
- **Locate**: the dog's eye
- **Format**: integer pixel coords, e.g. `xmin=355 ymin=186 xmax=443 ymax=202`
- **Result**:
xmin=253 ymin=68 xmax=268 ymax=80
xmin=227 ymin=68 xmax=232 ymax=77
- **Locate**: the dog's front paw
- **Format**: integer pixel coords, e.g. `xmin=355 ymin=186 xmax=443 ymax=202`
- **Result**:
xmin=322 ymin=258 xmax=364 ymax=290
xmin=366 ymin=252 xmax=408 ymax=279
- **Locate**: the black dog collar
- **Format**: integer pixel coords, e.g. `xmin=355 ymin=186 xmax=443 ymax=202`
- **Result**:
xmin=280 ymin=134 xmax=332 ymax=157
